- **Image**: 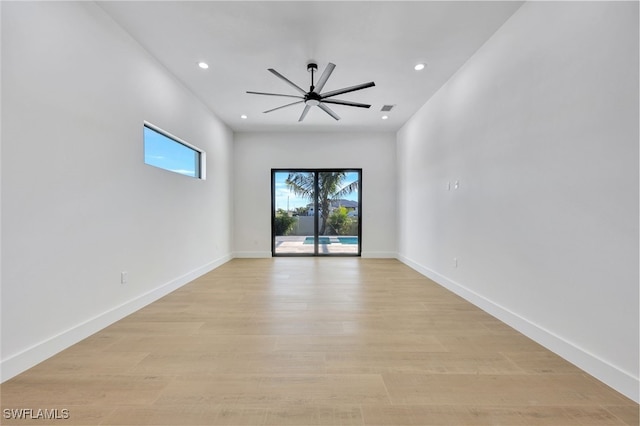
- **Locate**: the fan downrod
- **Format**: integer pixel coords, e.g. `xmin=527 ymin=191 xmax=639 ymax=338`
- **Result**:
xmin=307 ymin=63 xmax=318 ymax=91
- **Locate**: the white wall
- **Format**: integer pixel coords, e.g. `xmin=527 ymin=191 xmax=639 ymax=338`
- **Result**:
xmin=1 ymin=2 xmax=233 ymax=380
xmin=233 ymin=132 xmax=397 ymax=258
xmin=397 ymin=1 xmax=639 ymax=402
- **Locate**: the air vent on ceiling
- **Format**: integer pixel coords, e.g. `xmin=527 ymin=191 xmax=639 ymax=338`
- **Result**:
xmin=380 ymin=104 xmax=395 ymax=112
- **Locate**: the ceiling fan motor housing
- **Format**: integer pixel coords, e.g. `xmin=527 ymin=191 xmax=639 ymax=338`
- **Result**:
xmin=305 ymin=91 xmax=321 ymax=106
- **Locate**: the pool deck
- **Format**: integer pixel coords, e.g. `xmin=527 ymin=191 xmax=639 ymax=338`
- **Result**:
xmin=274 ymin=236 xmax=359 ymax=254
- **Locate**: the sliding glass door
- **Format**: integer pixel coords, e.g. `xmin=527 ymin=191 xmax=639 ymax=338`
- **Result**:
xmin=272 ymin=169 xmax=361 ymax=256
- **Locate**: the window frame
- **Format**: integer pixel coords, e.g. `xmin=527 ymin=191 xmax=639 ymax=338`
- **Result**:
xmin=271 ymin=168 xmax=362 ymax=257
xmin=143 ymin=121 xmax=206 ymax=180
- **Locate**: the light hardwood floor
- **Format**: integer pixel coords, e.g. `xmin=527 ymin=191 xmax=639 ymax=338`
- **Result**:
xmin=2 ymin=258 xmax=638 ymax=425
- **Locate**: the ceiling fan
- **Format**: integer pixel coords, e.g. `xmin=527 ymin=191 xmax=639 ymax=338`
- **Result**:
xmin=247 ymin=62 xmax=375 ymax=122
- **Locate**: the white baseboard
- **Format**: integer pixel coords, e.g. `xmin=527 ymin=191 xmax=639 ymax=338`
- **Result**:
xmin=232 ymin=251 xmax=398 ymax=259
xmin=397 ymin=254 xmax=639 ymax=404
xmin=232 ymin=251 xmax=272 ymax=258
xmin=0 ymin=254 xmax=232 ymax=383
xmin=361 ymin=251 xmax=398 ymax=258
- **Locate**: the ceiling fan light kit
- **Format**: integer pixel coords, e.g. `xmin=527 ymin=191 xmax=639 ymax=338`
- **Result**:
xmin=247 ymin=62 xmax=375 ymax=122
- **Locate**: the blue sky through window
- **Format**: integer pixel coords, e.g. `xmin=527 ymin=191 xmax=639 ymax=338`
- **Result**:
xmin=144 ymin=125 xmax=200 ymax=178
xmin=274 ymin=171 xmax=359 ymax=212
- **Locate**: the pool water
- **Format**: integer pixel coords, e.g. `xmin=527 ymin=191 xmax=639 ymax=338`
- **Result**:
xmin=337 ymin=237 xmax=359 ymax=245
xmin=303 ymin=237 xmax=331 ymax=244
xmin=303 ymin=236 xmax=359 ymax=245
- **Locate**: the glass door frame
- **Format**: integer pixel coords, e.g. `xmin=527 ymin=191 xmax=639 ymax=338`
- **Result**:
xmin=271 ymin=168 xmax=362 ymax=257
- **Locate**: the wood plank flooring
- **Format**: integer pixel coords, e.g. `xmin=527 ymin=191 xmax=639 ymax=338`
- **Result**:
xmin=1 ymin=258 xmax=638 ymax=425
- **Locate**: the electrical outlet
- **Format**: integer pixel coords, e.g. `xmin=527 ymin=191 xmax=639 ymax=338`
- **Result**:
xmin=453 ymin=258 xmax=458 ymax=268
xmin=121 ymin=271 xmax=128 ymax=284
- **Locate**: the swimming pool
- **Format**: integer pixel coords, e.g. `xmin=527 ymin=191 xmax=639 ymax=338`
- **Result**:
xmin=302 ymin=236 xmax=359 ymax=245
xmin=303 ymin=236 xmax=331 ymax=244
xmin=337 ymin=237 xmax=359 ymax=245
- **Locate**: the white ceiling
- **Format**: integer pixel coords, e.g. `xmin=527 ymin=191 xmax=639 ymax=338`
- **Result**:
xmin=97 ymin=1 xmax=523 ymax=132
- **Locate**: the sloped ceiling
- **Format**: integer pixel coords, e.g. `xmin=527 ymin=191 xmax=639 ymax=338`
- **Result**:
xmin=98 ymin=1 xmax=523 ymax=132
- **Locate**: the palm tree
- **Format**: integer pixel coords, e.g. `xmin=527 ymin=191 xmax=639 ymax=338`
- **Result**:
xmin=285 ymin=172 xmax=359 ymax=235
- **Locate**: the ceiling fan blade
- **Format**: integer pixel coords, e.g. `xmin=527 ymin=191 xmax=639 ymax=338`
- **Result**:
xmin=313 ymin=62 xmax=336 ymax=93
xmin=322 ymin=99 xmax=371 ymax=109
xmin=318 ymin=103 xmax=340 ymax=121
xmin=247 ymin=91 xmax=303 ymax=99
xmin=298 ymin=105 xmax=311 ymax=122
xmin=268 ymin=68 xmax=306 ymax=95
xmin=263 ymin=100 xmax=303 ymax=114
xmin=320 ymin=81 xmax=375 ymax=99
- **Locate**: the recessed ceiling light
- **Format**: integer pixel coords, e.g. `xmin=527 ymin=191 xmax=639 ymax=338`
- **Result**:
xmin=414 ymin=63 xmax=426 ymax=71
xmin=240 ymin=114 xmax=247 ymax=119
xmin=198 ymin=62 xmax=209 ymax=69
xmin=381 ymin=115 xmax=389 ymax=120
